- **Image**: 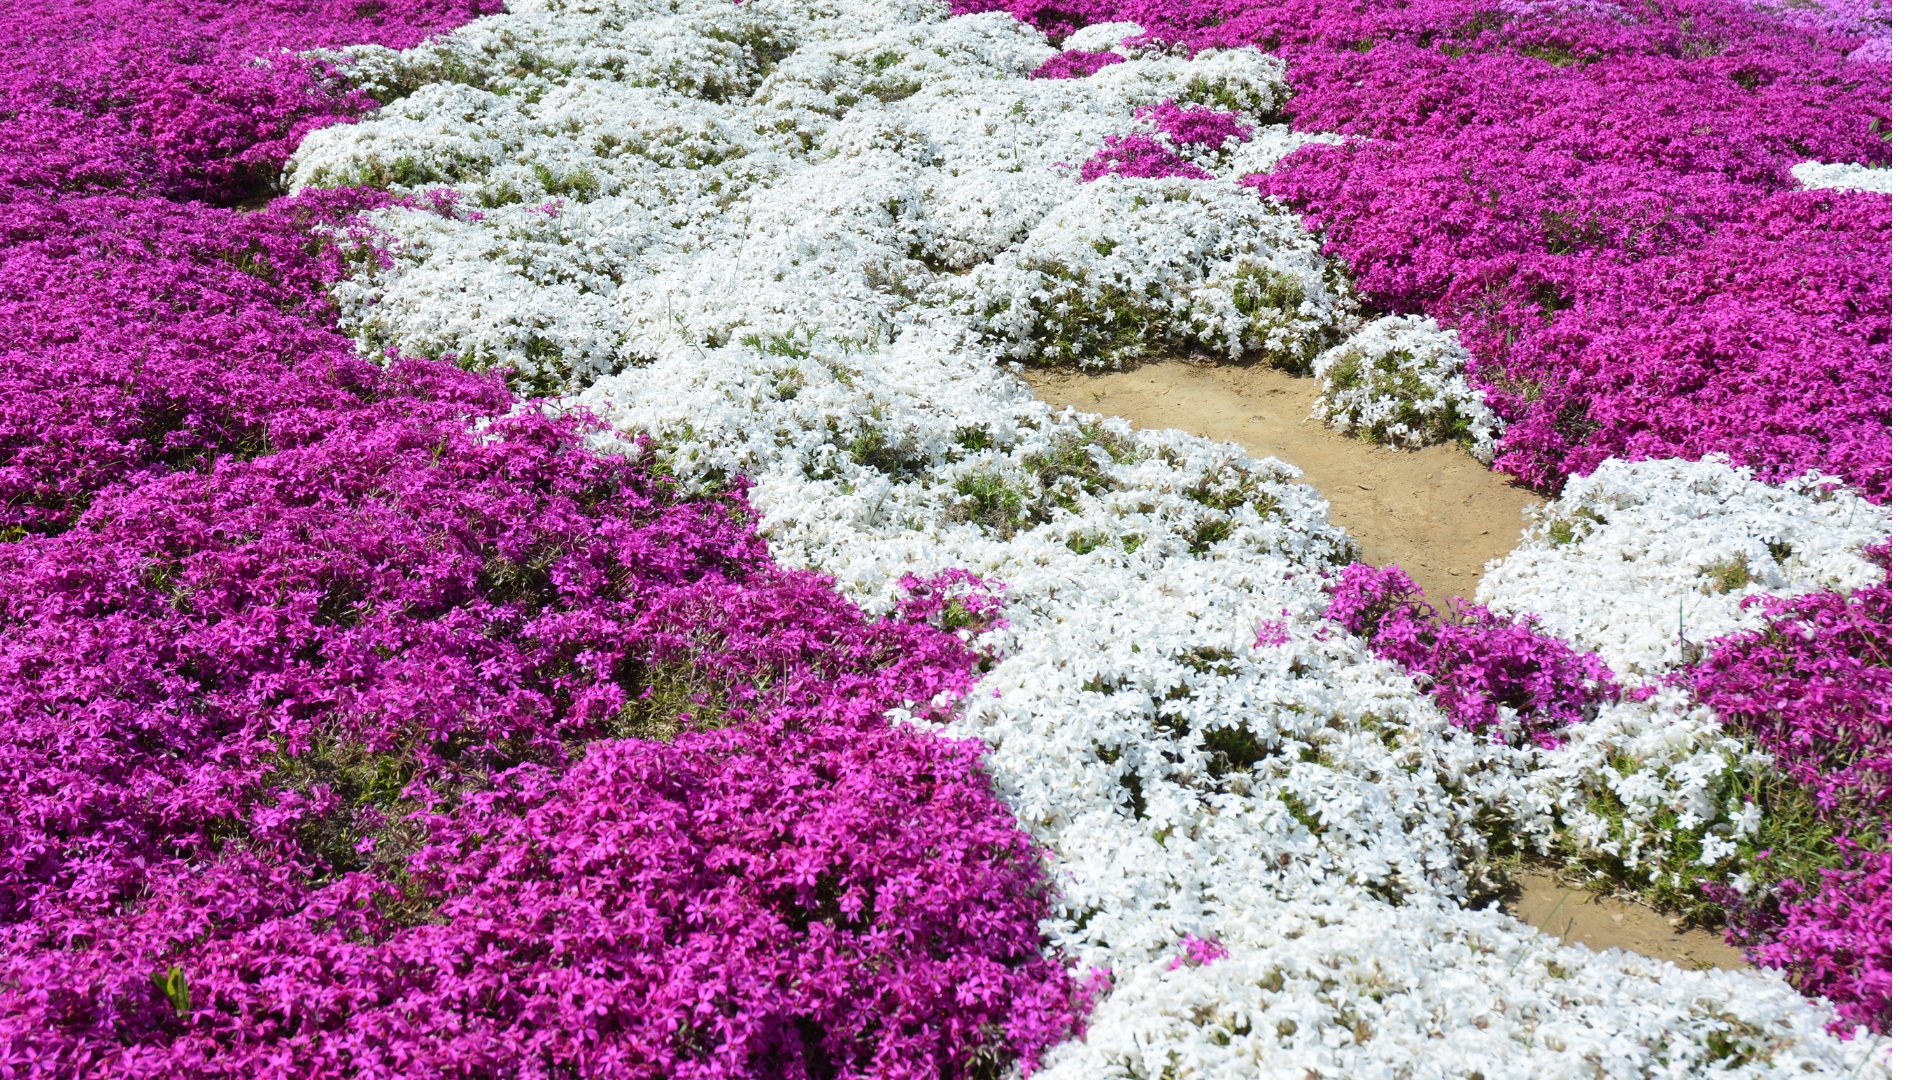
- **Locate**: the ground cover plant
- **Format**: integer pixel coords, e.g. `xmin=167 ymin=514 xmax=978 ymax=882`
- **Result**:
xmin=959 ymin=0 xmax=1893 ymax=498
xmin=0 ymin=2 xmax=1088 ymax=1074
xmin=0 ymin=0 xmax=1895 ymax=1074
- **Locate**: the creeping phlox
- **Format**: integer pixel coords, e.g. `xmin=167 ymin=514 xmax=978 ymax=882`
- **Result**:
xmin=1478 ymin=457 xmax=1890 ymax=684
xmin=1467 ymin=458 xmax=1890 ymax=1032
xmin=1791 ymin=159 xmax=1894 ymax=193
xmin=281 ymin=0 xmax=1891 ymax=1071
xmin=1311 ymin=315 xmax=1503 ymax=457
xmin=294 ymin=0 xmax=1373 ymax=383
xmin=576 ymin=325 xmax=1884 ymax=1073
xmin=3 ymin=0 xmax=1097 ymax=1073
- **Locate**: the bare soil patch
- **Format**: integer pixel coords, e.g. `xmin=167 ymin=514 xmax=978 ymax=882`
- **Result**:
xmin=1022 ymin=359 xmax=1538 ymax=604
xmin=1510 ymin=874 xmax=1749 ymax=971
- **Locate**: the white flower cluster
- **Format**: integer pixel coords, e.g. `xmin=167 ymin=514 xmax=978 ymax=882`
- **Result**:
xmin=1494 ymin=683 xmax=1764 ymax=886
xmin=294 ymin=0 xmax=1352 ymax=385
xmin=964 ymin=179 xmax=1358 ymax=367
xmin=1058 ymin=21 xmax=1145 ymax=53
xmin=1791 ymin=159 xmax=1893 ymax=194
xmin=1477 ymin=456 xmax=1891 ymax=683
xmin=1310 ymin=314 xmax=1503 ymax=458
xmin=1468 ymin=457 xmax=1890 ymax=904
xmin=292 ymin=0 xmax=1891 ymax=1072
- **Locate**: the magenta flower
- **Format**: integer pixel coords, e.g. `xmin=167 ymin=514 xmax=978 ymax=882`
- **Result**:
xmin=1327 ymin=563 xmax=1617 ymax=746
xmin=1032 ymin=49 xmax=1127 ymax=78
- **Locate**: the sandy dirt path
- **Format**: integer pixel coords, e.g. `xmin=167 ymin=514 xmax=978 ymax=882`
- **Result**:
xmin=1024 ymin=358 xmax=1751 ymax=971
xmin=1507 ymin=874 xmax=1749 ymax=971
xmin=1022 ymin=358 xmax=1537 ymax=605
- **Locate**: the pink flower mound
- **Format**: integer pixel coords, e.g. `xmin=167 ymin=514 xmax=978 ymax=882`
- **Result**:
xmin=0 ymin=191 xmax=413 ymax=537
xmin=0 ymin=380 xmax=1083 ymax=1074
xmin=1692 ymin=548 xmax=1890 ymax=819
xmin=1327 ymin=564 xmax=1616 ymax=746
xmin=1081 ymin=133 xmax=1212 ymax=181
xmin=0 ymin=2 xmax=1089 ymax=1070
xmin=0 ymin=0 xmax=500 ymax=202
xmin=1137 ymin=100 xmax=1250 ymax=151
xmin=1080 ymin=102 xmax=1247 ymax=180
xmin=1690 ymin=549 xmax=1889 ymax=1032
xmin=961 ymin=0 xmax=1892 ymax=501
xmin=1472 ymin=192 xmax=1891 ymax=498
xmin=1741 ymin=851 xmax=1890 ymax=1036
xmin=359 ymin=728 xmax=1086 ymax=1077
xmin=1031 ymin=48 xmax=1126 ymax=78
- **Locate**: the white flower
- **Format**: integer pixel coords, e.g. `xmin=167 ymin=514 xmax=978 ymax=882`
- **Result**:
xmin=1477 ymin=455 xmax=1889 ymax=682
xmin=1310 ymin=314 xmax=1503 ymax=458
xmin=1791 ymin=160 xmax=1892 ymax=194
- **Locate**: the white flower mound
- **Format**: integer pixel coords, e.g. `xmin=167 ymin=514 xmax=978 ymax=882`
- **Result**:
xmin=1790 ymin=160 xmax=1892 ymax=194
xmin=1058 ymin=21 xmax=1144 ymax=52
xmin=1310 ymin=314 xmax=1503 ymax=459
xmin=964 ymin=179 xmax=1358 ymax=367
xmin=294 ymin=3 xmax=1344 ymax=386
xmin=1466 ymin=459 xmax=1890 ymax=899
xmin=1513 ymin=685 xmax=1769 ymax=889
xmin=1477 ymin=456 xmax=1891 ymax=683
xmin=290 ymin=0 xmax=1890 ymax=1073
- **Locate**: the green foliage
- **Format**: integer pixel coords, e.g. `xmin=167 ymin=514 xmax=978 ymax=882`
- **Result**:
xmin=1202 ymin=723 xmax=1270 ymax=775
xmin=1022 ymin=265 xmax=1162 ymax=368
xmin=739 ymin=329 xmax=811 ymax=358
xmin=1560 ymin=752 xmax=1868 ymax=928
xmin=1228 ymin=264 xmax=1345 ymax=373
xmin=1542 ymin=504 xmax=1607 ymax=546
xmin=952 ymin=425 xmax=1137 ymax=538
xmin=609 ymin=660 xmax=753 ymax=742
xmin=263 ymin=732 xmax=440 ymax=924
xmin=532 ymin=162 xmax=600 ymax=200
xmin=1702 ymin=555 xmax=1754 ymax=594
xmin=1323 ymin=346 xmax=1475 ymax=447
xmin=952 ymin=425 xmax=994 ymax=452
xmin=953 ymin=471 xmax=1029 ymax=538
xmin=845 ymin=421 xmax=927 ymax=476
xmin=1186 ymin=518 xmax=1235 ymax=552
xmin=150 ymin=966 xmax=191 ymax=1019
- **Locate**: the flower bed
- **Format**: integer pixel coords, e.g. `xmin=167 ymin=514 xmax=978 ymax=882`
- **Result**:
xmin=0 ymin=0 xmax=1895 ymax=1072
xmin=959 ymin=0 xmax=1892 ymax=499
xmin=0 ymin=2 xmax=1087 ymax=1074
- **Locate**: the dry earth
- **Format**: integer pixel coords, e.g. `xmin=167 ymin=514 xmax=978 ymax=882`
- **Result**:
xmin=1023 ymin=357 xmax=1749 ymax=972
xmin=1508 ymin=875 xmax=1749 ymax=971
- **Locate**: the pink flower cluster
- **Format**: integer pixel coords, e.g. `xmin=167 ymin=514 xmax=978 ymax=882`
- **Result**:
xmin=1692 ymin=548 xmax=1890 ymax=1032
xmin=1741 ymin=0 xmax=1889 ymax=61
xmin=1030 ymin=48 xmax=1126 ymax=79
xmin=1166 ymin=935 xmax=1229 ymax=970
xmin=965 ymin=0 xmax=1892 ymax=501
xmin=0 ymin=192 xmax=397 ymax=537
xmin=1080 ymin=100 xmax=1249 ymax=181
xmin=0 ymin=1 xmax=1090 ymax=1074
xmin=0 ymin=0 xmax=500 ymax=203
xmin=897 ymin=568 xmax=1009 ymax=637
xmin=1736 ymin=851 xmax=1890 ymax=1035
xmin=1325 ymin=564 xmax=1617 ymax=747
xmin=0 ymin=382 xmax=1082 ymax=1075
xmin=1694 ymin=550 xmax=1891 ymax=819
